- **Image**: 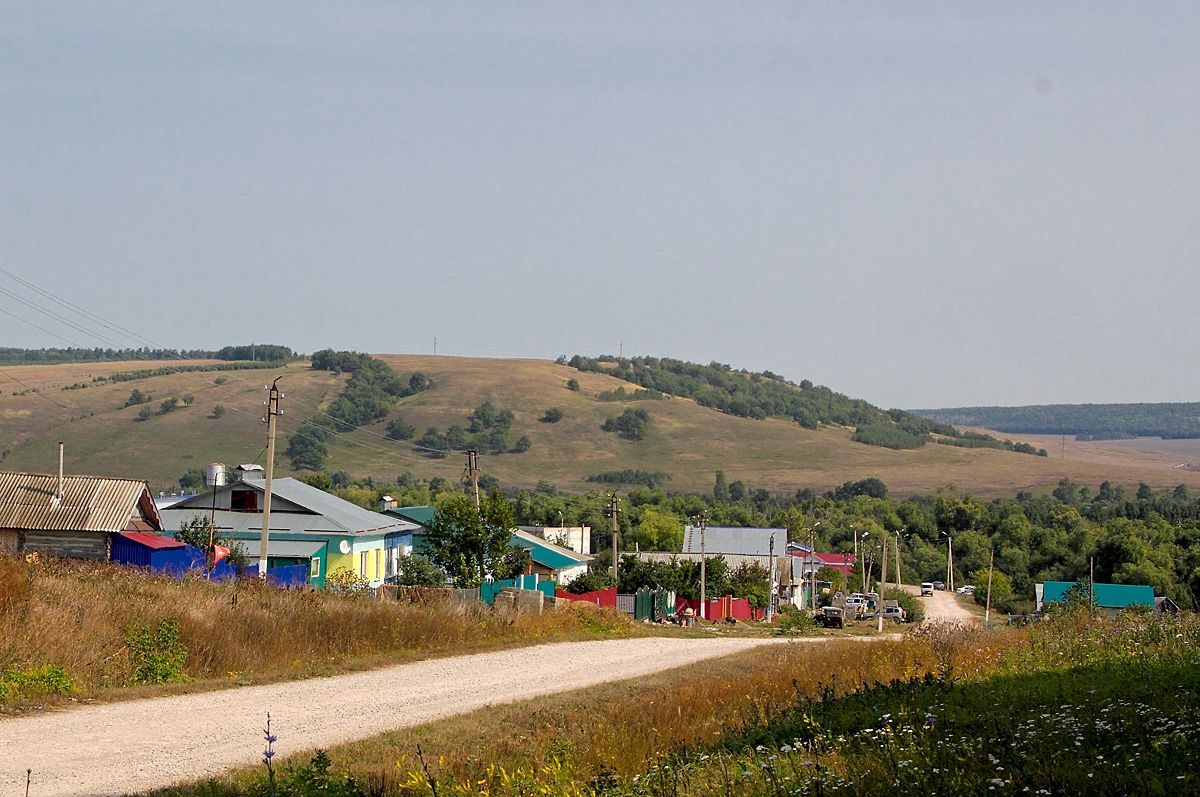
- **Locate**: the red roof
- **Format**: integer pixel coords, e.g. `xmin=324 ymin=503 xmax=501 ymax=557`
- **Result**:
xmin=118 ymin=532 xmax=185 ymax=550
xmin=814 ymin=552 xmax=855 ymax=565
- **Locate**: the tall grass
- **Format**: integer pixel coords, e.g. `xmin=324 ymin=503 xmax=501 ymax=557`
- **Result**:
xmin=0 ymin=555 xmax=627 ymax=702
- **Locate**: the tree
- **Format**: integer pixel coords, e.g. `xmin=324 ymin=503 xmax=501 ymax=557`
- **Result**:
xmin=386 ymin=417 xmax=416 ymax=440
xmin=174 ymin=515 xmax=248 ymax=567
xmin=566 ymin=378 xmax=581 ymax=392
xmin=424 ymin=491 xmax=516 ymax=588
xmin=159 ymin=397 xmax=180 ymax=414
xmin=969 ymin=567 xmax=1012 ymax=607
xmin=512 ymin=435 xmax=532 ymax=453
xmin=601 ymin=407 xmax=650 ymax=441
xmin=728 ymin=480 xmax=747 ymax=502
xmin=297 ymin=471 xmax=333 ymax=491
xmin=1174 ymin=484 xmax=1192 ymax=502
xmin=211 ymin=404 xmax=226 ymax=419
xmin=124 ymin=389 xmax=151 ymax=408
xmin=394 ymin=554 xmax=446 ymax=587
xmin=136 ymin=406 xmax=153 ymax=422
xmin=541 ymin=407 xmax=564 ymax=423
xmin=633 ymin=508 xmax=684 ymax=551
xmin=1137 ymin=482 xmax=1156 ymax=501
xmin=181 ymin=394 xmax=195 ymax=406
xmin=285 ymin=432 xmax=328 ymax=470
xmin=178 ymin=469 xmax=206 ymax=493
xmin=713 ymin=470 xmax=729 ymax=502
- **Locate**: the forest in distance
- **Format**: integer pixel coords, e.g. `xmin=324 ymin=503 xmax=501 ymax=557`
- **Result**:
xmin=916 ymin=402 xmax=1200 ymax=441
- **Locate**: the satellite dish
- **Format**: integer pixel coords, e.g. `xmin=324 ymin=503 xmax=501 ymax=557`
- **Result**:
xmin=338 ymin=540 xmax=351 ymax=555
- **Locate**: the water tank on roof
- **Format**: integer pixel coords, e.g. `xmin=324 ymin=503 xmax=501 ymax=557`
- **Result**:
xmin=206 ymin=463 xmax=227 ymax=487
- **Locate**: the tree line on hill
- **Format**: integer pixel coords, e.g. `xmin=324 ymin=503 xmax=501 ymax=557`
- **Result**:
xmin=284 ymin=351 xmax=433 ymax=470
xmin=414 ymin=401 xmax=533 ymax=457
xmin=0 ymin=344 xmax=295 ymax=366
xmin=914 ymin=402 xmax=1200 ymax=441
xmin=564 ymin=354 xmax=1044 ymax=455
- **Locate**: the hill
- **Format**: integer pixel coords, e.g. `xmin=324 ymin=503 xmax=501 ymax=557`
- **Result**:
xmin=1 ymin=355 xmax=1198 ymax=499
xmin=913 ymin=402 xmax=1200 ymax=441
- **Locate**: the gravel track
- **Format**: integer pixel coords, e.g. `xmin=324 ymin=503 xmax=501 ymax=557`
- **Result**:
xmin=1 ymin=637 xmax=790 ymax=797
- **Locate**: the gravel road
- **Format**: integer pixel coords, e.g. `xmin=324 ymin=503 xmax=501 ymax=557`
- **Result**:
xmin=1 ymin=637 xmax=789 ymax=797
xmin=919 ymin=589 xmax=979 ymax=623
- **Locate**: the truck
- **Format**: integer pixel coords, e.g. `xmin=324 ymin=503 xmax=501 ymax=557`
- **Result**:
xmin=921 ymin=582 xmax=934 ymax=597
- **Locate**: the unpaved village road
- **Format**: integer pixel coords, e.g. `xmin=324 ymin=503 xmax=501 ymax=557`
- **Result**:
xmin=919 ymin=589 xmax=979 ymax=623
xmin=1 ymin=637 xmax=791 ymax=797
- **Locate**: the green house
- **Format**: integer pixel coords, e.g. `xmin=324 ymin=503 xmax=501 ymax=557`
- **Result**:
xmin=1037 ymin=580 xmax=1154 ymax=614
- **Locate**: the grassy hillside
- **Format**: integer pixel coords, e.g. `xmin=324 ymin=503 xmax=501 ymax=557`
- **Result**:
xmin=2 ymin=355 xmax=1198 ymax=498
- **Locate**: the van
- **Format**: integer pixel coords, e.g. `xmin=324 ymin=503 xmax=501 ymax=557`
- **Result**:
xmin=920 ymin=582 xmax=934 ymax=597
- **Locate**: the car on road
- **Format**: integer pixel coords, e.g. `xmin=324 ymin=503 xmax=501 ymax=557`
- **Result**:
xmin=956 ymin=585 xmax=975 ymax=595
xmin=862 ymin=605 xmax=906 ymax=624
xmin=932 ymin=581 xmax=946 ymax=590
xmin=920 ymin=582 xmax=934 ymax=596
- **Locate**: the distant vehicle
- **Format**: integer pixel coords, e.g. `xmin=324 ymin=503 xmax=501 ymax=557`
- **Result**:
xmin=862 ymin=605 xmax=906 ymax=624
xmin=932 ymin=581 xmax=946 ymax=590
xmin=921 ymin=582 xmax=934 ymax=596
xmin=957 ymin=585 xmax=975 ymax=595
xmin=819 ymin=605 xmax=847 ymax=628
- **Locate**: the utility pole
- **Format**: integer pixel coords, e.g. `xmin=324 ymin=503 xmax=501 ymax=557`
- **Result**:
xmin=258 ymin=378 xmax=282 ymax=580
xmin=946 ymin=536 xmax=955 ymax=592
xmin=699 ymin=510 xmax=708 ymax=620
xmin=467 ymin=450 xmax=480 ymax=510
xmin=878 ymin=536 xmax=888 ymax=632
xmin=1089 ymin=555 xmax=1095 ymax=616
xmin=985 ymin=548 xmax=995 ymax=624
xmin=609 ymin=492 xmax=620 ymax=584
xmin=808 ymin=522 xmax=820 ymax=611
xmin=767 ymin=533 xmax=775 ymax=621
xmin=894 ymin=532 xmax=902 ymax=588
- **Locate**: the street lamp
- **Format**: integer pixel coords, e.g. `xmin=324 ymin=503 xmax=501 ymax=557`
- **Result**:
xmin=808 ymin=521 xmax=821 ymax=610
xmin=860 ymin=531 xmax=869 ymax=593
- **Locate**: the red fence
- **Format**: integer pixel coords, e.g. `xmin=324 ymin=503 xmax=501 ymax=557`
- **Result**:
xmin=555 ymin=586 xmax=617 ymax=607
xmin=676 ymin=595 xmax=763 ymax=621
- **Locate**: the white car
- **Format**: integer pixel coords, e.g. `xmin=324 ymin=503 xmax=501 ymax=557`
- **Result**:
xmin=920 ymin=582 xmax=934 ymax=596
xmin=957 ymin=585 xmax=975 ymax=595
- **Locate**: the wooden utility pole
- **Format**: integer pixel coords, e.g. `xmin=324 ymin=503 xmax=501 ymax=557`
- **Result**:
xmin=699 ymin=511 xmax=708 ymax=620
xmin=767 ymin=534 xmax=776 ymax=621
xmin=894 ymin=532 xmax=902 ymax=588
xmin=609 ymin=492 xmax=620 ymax=583
xmin=467 ymin=450 xmax=480 ymax=510
xmin=258 ymin=378 xmax=282 ymax=579
xmin=985 ymin=548 xmax=995 ymax=623
xmin=878 ymin=536 xmax=888 ymax=632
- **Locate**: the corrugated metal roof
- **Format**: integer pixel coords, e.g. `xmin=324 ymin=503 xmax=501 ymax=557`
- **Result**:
xmin=682 ymin=526 xmax=787 ymax=557
xmin=385 ymin=505 xmax=437 ymax=527
xmin=164 ymin=477 xmax=419 ymax=536
xmin=118 ymin=532 xmax=185 ymax=550
xmin=510 ymin=529 xmax=591 ymax=571
xmin=0 ymin=471 xmax=161 ymax=532
xmin=252 ymin=540 xmax=325 ymax=558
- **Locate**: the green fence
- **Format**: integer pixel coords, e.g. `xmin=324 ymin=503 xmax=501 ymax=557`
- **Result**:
xmin=479 ymin=575 xmax=556 ymax=605
xmin=632 ymin=588 xmax=675 ymax=621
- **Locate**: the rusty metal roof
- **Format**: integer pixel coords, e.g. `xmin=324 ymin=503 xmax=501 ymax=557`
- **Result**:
xmin=0 ymin=471 xmax=162 ymax=532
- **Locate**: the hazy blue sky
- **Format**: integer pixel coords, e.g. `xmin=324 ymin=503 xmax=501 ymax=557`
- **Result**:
xmin=2 ymin=3 xmax=1197 ymax=409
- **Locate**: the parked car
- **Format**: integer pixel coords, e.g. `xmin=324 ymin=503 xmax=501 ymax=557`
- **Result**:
xmin=862 ymin=605 xmax=906 ymax=624
xmin=957 ymin=585 xmax=975 ymax=595
xmin=932 ymin=581 xmax=946 ymax=590
xmin=920 ymin=582 xmax=934 ymax=596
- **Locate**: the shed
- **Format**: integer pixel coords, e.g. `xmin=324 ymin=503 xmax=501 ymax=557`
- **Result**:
xmin=1036 ymin=580 xmax=1155 ymax=613
xmin=111 ymin=532 xmax=188 ymax=569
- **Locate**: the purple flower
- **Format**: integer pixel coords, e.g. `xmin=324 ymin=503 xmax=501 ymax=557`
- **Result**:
xmin=265 ymin=734 xmax=277 ymax=744
xmin=264 ymin=749 xmax=276 ymax=759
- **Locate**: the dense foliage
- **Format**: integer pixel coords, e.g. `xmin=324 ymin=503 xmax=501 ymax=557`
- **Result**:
xmin=0 ymin=344 xmax=294 ymax=366
xmin=284 ymin=352 xmax=432 ymax=470
xmin=417 ymin=401 xmax=523 ymax=457
xmin=585 ymin=469 xmax=671 ymax=488
xmin=916 ymin=401 xmax=1200 ymax=440
xmin=569 ymin=354 xmax=1043 ymax=455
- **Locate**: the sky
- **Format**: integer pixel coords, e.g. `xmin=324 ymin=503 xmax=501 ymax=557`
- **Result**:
xmin=1 ymin=2 xmax=1198 ymax=410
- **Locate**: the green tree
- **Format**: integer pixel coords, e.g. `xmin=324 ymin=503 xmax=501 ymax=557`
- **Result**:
xmin=285 ymin=431 xmax=328 ymax=470
xmin=159 ymin=397 xmax=180 ymax=414
xmin=541 ymin=407 xmax=564 ymax=423
xmin=136 ymin=406 xmax=153 ymax=422
xmin=394 ymin=554 xmax=447 ymax=586
xmin=969 ymin=567 xmax=1013 ymax=607
xmin=211 ymin=404 xmax=226 ymax=419
xmin=124 ymin=389 xmax=151 ymax=408
xmin=566 ymin=378 xmax=581 ymax=392
xmin=513 ymin=435 xmax=532 ymax=453
xmin=425 ymin=491 xmax=517 ymax=588
xmin=601 ymin=407 xmax=650 ymax=441
xmin=713 ymin=470 xmax=729 ymax=502
xmin=633 ymin=508 xmax=684 ymax=551
xmin=386 ymin=416 xmax=416 ymax=440
xmin=174 ymin=515 xmax=248 ymax=566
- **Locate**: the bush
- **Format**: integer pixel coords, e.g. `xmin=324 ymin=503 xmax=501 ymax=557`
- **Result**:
xmin=884 ymin=587 xmax=924 ymax=623
xmin=774 ymin=605 xmax=817 ymax=635
xmin=541 ymin=407 xmax=564 ymax=423
xmin=123 ymin=617 xmax=189 ymax=684
xmin=1 ymin=665 xmax=74 ymax=700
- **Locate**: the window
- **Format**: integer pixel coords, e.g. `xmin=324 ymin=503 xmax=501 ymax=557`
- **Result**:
xmin=374 ymin=548 xmax=381 ymax=579
xmin=359 ymin=551 xmax=367 ymax=576
xmin=230 ymin=490 xmax=257 ymax=511
xmin=311 ymin=557 xmax=320 ymax=578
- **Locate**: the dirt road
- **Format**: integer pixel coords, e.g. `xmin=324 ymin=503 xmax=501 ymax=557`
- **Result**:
xmin=1 ymin=637 xmax=789 ymax=797
xmin=919 ymin=589 xmax=979 ymax=623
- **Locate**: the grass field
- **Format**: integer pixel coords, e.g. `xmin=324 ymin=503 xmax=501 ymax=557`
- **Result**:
xmin=152 ymin=611 xmax=1200 ymax=797
xmin=2 ymin=355 xmax=1198 ymax=499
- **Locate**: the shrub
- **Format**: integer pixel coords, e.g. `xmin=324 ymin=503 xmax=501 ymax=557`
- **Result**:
xmin=1 ymin=664 xmax=74 ymax=700
xmin=775 ymin=605 xmax=817 ymax=635
xmin=566 ymin=379 xmax=580 ymax=392
xmin=123 ymin=617 xmax=189 ymax=684
xmin=884 ymin=587 xmax=924 ymax=623
xmin=541 ymin=407 xmax=564 ymax=423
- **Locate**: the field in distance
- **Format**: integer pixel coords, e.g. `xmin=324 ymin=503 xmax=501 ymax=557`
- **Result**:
xmin=2 ymin=354 xmax=1198 ymax=499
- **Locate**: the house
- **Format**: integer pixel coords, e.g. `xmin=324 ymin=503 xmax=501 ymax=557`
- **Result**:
xmin=381 ymin=503 xmax=437 ymax=553
xmin=0 ymin=470 xmax=163 ymax=560
xmin=520 ymin=525 xmax=591 ymax=556
xmin=159 ymin=476 xmax=418 ymax=588
xmin=1036 ymin=580 xmax=1155 ymax=615
xmin=509 ymin=528 xmax=592 ymax=585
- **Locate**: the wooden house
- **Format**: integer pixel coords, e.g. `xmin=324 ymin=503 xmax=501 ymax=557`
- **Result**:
xmin=0 ymin=470 xmax=162 ymax=560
